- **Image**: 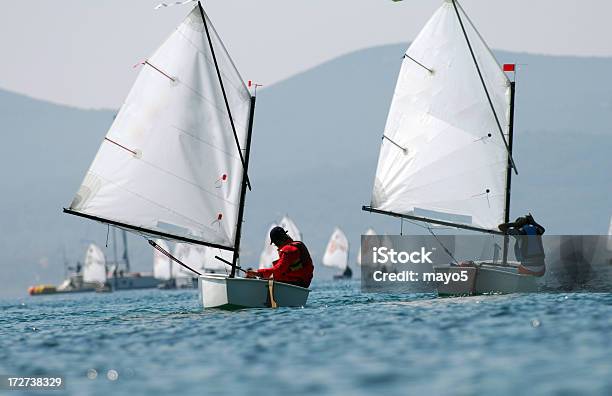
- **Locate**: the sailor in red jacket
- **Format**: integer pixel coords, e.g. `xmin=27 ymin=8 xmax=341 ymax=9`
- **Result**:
xmin=246 ymin=226 xmax=314 ymax=288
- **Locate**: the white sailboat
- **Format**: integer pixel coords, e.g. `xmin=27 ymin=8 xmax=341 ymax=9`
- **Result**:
xmin=258 ymin=215 xmax=302 ymax=269
xmin=362 ymin=0 xmax=539 ymax=295
xmin=82 ymin=244 xmax=107 ymax=285
xmin=322 ymin=228 xmax=352 ymax=279
xmin=64 ymin=2 xmax=309 ymax=308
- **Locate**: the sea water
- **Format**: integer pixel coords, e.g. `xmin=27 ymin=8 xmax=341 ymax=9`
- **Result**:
xmin=1 ymin=281 xmax=611 ymax=396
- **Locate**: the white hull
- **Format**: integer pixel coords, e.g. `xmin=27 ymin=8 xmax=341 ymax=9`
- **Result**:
xmin=198 ymin=274 xmax=310 ymax=309
xmin=434 ymin=264 xmax=540 ymax=296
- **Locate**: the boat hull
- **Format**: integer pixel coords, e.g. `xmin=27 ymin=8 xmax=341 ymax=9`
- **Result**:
xmin=434 ymin=264 xmax=540 ymax=296
xmin=198 ymin=274 xmax=310 ymax=309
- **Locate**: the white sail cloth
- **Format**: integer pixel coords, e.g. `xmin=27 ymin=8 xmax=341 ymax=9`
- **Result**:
xmin=371 ymin=0 xmax=511 ymax=232
xmin=153 ymin=239 xmax=172 ymax=280
xmin=322 ymin=228 xmax=349 ymax=270
xmin=258 ymin=216 xmax=303 ymax=269
xmin=68 ymin=6 xmax=251 ymax=248
xmin=83 ymin=244 xmax=106 ymax=283
xmin=357 ymin=228 xmax=377 ymax=266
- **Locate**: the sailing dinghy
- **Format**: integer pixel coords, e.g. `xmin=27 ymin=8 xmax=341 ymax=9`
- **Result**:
xmin=362 ymin=0 xmax=540 ymax=295
xmin=322 ymin=228 xmax=352 ymax=279
xmin=64 ymin=2 xmax=309 ymax=308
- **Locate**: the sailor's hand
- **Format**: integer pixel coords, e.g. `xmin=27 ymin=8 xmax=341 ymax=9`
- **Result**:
xmin=245 ymin=270 xmax=258 ymax=279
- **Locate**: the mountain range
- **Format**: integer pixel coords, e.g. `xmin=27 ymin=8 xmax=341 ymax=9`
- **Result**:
xmin=1 ymin=43 xmax=611 ymax=297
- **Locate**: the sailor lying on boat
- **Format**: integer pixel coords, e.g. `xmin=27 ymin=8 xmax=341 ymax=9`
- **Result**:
xmin=245 ymin=226 xmax=314 ymax=288
xmin=498 ymin=214 xmax=546 ymax=277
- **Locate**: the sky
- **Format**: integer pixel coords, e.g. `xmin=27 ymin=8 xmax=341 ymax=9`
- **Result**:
xmin=1 ymin=0 xmax=611 ymax=109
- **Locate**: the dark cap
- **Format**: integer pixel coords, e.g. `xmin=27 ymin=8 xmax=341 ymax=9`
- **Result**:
xmin=270 ymin=226 xmax=290 ymax=245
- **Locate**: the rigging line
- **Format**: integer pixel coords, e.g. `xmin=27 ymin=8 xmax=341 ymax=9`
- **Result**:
xmin=451 ymin=0 xmax=518 ymax=175
xmin=399 ymin=216 xmax=460 ymax=265
xmin=198 ymin=1 xmax=251 ymax=191
xmin=427 ymin=226 xmax=459 ymax=265
xmin=148 ymin=239 xmax=202 ymax=276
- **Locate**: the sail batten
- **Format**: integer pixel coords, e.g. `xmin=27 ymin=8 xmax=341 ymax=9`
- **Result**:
xmin=370 ymin=0 xmax=511 ymax=232
xmin=67 ymin=5 xmax=251 ymax=247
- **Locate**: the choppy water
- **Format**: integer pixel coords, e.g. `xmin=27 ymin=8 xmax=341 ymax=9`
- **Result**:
xmin=1 ymin=281 xmax=611 ymax=396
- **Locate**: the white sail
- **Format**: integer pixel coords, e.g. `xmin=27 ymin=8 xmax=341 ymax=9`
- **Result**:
xmin=357 ymin=228 xmax=377 ymax=266
xmin=279 ymin=216 xmax=302 ymax=241
xmin=370 ymin=0 xmax=511 ymax=232
xmin=322 ymin=228 xmax=349 ymax=270
xmin=68 ymin=6 xmax=252 ymax=248
xmin=152 ymin=239 xmax=172 ymax=280
xmin=258 ymin=216 xmax=303 ymax=269
xmin=259 ymin=223 xmax=279 ymax=269
xmin=83 ymin=244 xmax=106 ymax=283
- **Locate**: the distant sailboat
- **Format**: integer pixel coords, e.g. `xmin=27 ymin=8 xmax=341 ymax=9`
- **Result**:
xmin=259 ymin=215 xmax=303 ymax=269
xmin=362 ymin=0 xmax=539 ymax=295
xmin=322 ymin=228 xmax=352 ymax=279
xmin=82 ymin=244 xmax=107 ymax=284
xmin=63 ymin=3 xmax=309 ymax=308
xmin=30 ymin=244 xmax=108 ymax=295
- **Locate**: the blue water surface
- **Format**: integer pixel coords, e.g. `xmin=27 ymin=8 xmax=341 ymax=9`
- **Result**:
xmin=1 ymin=281 xmax=611 ymax=396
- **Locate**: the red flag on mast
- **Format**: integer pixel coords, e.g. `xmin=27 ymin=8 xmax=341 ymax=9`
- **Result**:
xmin=503 ymin=64 xmax=516 ymax=72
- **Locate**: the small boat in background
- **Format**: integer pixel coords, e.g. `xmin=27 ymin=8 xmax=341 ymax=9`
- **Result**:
xmin=29 ymin=244 xmax=108 ymax=295
xmin=322 ymin=228 xmax=352 ymax=279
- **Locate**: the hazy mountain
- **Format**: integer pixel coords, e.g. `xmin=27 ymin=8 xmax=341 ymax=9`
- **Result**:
xmin=1 ymin=44 xmax=611 ymax=297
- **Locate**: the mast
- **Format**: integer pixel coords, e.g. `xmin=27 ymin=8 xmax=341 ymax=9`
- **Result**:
xmin=230 ymin=95 xmax=257 ymax=277
xmin=122 ymin=230 xmax=130 ymax=272
xmin=502 ymin=81 xmax=516 ymax=264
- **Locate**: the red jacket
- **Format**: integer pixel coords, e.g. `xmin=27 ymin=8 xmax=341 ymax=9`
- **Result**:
xmin=257 ymin=241 xmax=314 ymax=287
